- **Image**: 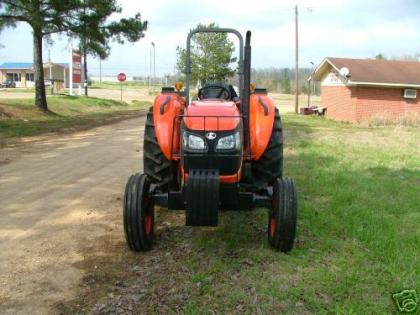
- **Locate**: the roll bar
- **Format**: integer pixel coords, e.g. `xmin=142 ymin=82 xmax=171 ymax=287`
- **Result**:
xmin=184 ymin=28 xmax=244 ymax=105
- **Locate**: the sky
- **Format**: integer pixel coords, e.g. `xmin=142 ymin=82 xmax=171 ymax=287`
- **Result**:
xmin=0 ymin=0 xmax=419 ymax=77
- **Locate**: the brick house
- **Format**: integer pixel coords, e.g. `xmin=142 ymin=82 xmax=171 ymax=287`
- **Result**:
xmin=312 ymin=57 xmax=420 ymax=123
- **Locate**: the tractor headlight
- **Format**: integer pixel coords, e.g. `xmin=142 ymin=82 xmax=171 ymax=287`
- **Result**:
xmin=216 ymin=132 xmax=241 ymax=151
xmin=183 ymin=132 xmax=206 ymax=151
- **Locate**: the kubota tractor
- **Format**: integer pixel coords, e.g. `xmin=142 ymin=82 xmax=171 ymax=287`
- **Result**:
xmin=123 ymin=28 xmax=298 ymax=252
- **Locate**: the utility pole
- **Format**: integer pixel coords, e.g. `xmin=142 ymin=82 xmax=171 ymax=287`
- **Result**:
xmin=48 ymin=49 xmax=52 ymax=79
xmin=144 ymin=54 xmax=147 ymax=84
xmin=48 ymin=49 xmax=53 ymax=94
xmin=307 ymin=77 xmax=310 ymax=107
xmin=149 ymin=47 xmax=152 ymax=91
xmin=310 ymin=61 xmax=315 ymax=96
xmin=151 ymin=42 xmax=155 ymax=83
xmin=69 ymin=44 xmax=73 ymax=96
xmin=82 ymin=0 xmax=88 ymax=96
xmin=294 ymin=5 xmax=299 ymax=114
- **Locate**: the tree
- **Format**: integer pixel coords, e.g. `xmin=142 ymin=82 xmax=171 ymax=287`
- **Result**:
xmin=0 ymin=1 xmax=146 ymax=109
xmin=375 ymin=54 xmax=386 ymax=60
xmin=71 ymin=0 xmax=147 ymax=96
xmin=0 ymin=1 xmax=82 ymax=110
xmin=176 ymin=23 xmax=236 ymax=85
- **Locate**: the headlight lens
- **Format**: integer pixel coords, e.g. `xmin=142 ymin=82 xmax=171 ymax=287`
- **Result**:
xmin=183 ymin=133 xmax=206 ymax=151
xmin=216 ymin=132 xmax=241 ymax=151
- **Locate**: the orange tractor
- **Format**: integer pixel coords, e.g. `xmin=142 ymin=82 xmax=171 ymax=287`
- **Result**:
xmin=123 ymin=28 xmax=298 ymax=252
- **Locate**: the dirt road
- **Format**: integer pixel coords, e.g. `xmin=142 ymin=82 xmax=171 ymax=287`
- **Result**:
xmin=0 ymin=116 xmax=146 ymax=314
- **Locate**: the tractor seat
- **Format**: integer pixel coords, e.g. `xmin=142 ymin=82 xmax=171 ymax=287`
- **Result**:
xmin=198 ymin=82 xmax=238 ymax=101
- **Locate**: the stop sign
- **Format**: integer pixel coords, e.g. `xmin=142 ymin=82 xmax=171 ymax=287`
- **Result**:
xmin=117 ymin=72 xmax=126 ymax=82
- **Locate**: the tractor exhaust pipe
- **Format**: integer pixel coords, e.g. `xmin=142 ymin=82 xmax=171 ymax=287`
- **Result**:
xmin=243 ymin=31 xmax=251 ymax=152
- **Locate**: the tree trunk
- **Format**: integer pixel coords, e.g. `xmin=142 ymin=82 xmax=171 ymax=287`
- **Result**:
xmin=83 ymin=46 xmax=88 ymax=96
xmin=33 ymin=30 xmax=48 ymax=111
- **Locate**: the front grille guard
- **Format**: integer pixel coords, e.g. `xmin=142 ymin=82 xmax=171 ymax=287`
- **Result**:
xmin=169 ymin=114 xmax=252 ymax=184
xmin=170 ymin=114 xmax=252 ymax=160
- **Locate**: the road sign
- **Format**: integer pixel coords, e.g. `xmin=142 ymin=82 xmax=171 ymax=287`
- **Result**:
xmin=72 ymin=50 xmax=82 ymax=84
xmin=117 ymin=73 xmax=126 ymax=82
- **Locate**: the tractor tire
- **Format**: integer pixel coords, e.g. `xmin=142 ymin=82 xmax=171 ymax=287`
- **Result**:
xmin=143 ymin=109 xmax=178 ymax=192
xmin=123 ymin=173 xmax=155 ymax=251
xmin=251 ymin=108 xmax=283 ymax=189
xmin=268 ymin=176 xmax=298 ymax=253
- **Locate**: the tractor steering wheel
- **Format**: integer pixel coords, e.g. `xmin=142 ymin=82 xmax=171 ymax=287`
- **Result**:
xmin=198 ymin=84 xmax=231 ymax=100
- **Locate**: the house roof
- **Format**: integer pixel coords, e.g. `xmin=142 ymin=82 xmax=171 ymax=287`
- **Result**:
xmin=0 ymin=62 xmax=34 ymax=70
xmin=0 ymin=62 xmax=69 ymax=70
xmin=312 ymin=57 xmax=420 ymax=88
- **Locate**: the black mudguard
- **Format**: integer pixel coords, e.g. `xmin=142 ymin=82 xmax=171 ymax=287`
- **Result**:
xmin=185 ymin=169 xmax=219 ymax=226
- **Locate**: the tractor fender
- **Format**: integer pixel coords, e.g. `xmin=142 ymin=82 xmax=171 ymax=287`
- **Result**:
xmin=153 ymin=92 xmax=184 ymax=160
xmin=249 ymin=93 xmax=276 ymax=160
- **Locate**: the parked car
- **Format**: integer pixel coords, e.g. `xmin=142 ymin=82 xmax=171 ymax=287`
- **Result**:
xmin=0 ymin=80 xmax=16 ymax=88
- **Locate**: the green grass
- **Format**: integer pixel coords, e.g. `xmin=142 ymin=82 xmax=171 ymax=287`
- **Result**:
xmin=0 ymin=95 xmax=150 ymax=138
xmin=157 ymin=114 xmax=419 ymax=314
xmin=56 ymin=113 xmax=419 ymax=314
xmin=0 ymin=87 xmax=36 ymax=93
xmin=90 ymin=81 xmax=158 ymax=90
xmin=272 ymin=93 xmax=320 ymax=113
xmin=0 ymin=87 xmax=59 ymax=94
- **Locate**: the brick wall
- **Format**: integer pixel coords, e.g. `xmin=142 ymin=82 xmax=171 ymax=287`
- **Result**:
xmin=321 ymin=85 xmax=420 ymax=123
xmin=321 ymin=86 xmax=357 ymax=122
xmin=352 ymin=86 xmax=420 ymax=122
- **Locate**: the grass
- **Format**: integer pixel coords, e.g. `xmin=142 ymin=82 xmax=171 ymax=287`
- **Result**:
xmin=0 ymin=95 xmax=150 ymax=138
xmin=274 ymin=93 xmax=320 ymax=113
xmin=58 ymin=113 xmax=419 ymax=314
xmin=171 ymin=115 xmax=419 ymax=313
xmin=90 ymin=81 xmax=155 ymax=90
xmin=0 ymin=87 xmax=36 ymax=93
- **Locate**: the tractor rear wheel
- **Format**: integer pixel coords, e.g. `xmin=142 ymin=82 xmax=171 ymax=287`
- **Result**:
xmin=143 ymin=109 xmax=178 ymax=192
xmin=123 ymin=173 xmax=155 ymax=251
xmin=268 ymin=176 xmax=298 ymax=253
xmin=252 ymin=108 xmax=283 ymax=189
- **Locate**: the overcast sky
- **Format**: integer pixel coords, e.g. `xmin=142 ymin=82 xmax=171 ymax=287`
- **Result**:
xmin=0 ymin=0 xmax=419 ymax=77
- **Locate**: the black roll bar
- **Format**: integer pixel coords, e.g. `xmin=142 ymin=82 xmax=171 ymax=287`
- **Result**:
xmin=184 ymin=28 xmax=244 ymax=105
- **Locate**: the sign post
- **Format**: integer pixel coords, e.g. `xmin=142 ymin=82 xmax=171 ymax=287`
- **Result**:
xmin=69 ymin=49 xmax=82 ymax=95
xmin=117 ymin=72 xmax=126 ymax=102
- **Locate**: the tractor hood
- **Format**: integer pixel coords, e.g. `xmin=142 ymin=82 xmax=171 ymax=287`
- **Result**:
xmin=184 ymin=100 xmax=241 ymax=131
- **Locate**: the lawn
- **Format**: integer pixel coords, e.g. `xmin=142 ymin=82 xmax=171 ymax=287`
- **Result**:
xmin=58 ymin=113 xmax=419 ymax=314
xmin=274 ymin=93 xmax=320 ymax=113
xmin=91 ymin=81 xmax=153 ymax=90
xmin=0 ymin=95 xmax=150 ymax=138
xmin=179 ymin=115 xmax=419 ymax=314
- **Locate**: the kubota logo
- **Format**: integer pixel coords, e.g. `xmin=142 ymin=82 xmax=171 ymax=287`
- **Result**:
xmin=206 ymin=132 xmax=217 ymax=140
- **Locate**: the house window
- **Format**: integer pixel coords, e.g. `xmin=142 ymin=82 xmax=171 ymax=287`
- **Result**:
xmin=26 ymin=73 xmax=35 ymax=81
xmin=403 ymin=89 xmax=417 ymax=99
xmin=6 ymin=72 xmax=21 ymax=82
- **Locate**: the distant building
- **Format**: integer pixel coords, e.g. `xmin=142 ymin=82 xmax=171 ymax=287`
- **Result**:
xmin=312 ymin=57 xmax=420 ymax=123
xmin=0 ymin=62 xmax=70 ymax=88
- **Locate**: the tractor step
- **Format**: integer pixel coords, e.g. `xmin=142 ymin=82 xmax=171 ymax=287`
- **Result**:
xmin=186 ymin=169 xmax=219 ymax=226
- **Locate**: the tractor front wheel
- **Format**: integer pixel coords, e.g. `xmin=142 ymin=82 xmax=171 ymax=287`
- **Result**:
xmin=268 ymin=176 xmax=298 ymax=253
xmin=123 ymin=173 xmax=155 ymax=251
